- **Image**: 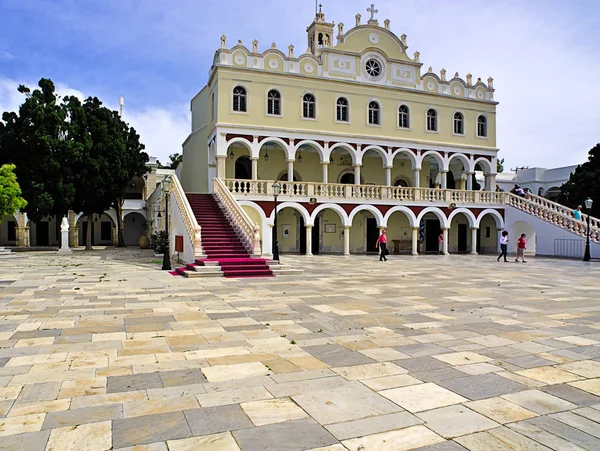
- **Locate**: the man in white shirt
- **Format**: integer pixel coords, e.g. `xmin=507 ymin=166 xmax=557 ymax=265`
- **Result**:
xmin=497 ymin=231 xmax=509 ymax=262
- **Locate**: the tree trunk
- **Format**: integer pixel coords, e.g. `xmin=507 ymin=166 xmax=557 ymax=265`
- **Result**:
xmin=85 ymin=213 xmax=93 ymax=250
xmin=115 ymin=198 xmax=126 ymax=247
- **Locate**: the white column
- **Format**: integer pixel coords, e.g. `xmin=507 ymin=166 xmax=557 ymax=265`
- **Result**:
xmin=321 ymin=162 xmax=329 ymax=183
xmin=411 ymin=227 xmax=419 ymax=255
xmin=440 ymin=170 xmax=448 ymax=189
xmin=353 ymin=164 xmax=361 ymax=185
xmin=385 ymin=166 xmax=392 ymax=186
xmin=263 ymin=224 xmax=273 ymax=257
xmin=251 ymin=157 xmax=259 ymax=180
xmin=442 ymin=228 xmax=449 ymax=255
xmin=343 ymin=226 xmax=351 ymax=255
xmin=488 ymin=173 xmax=497 ymax=191
xmin=305 ymin=225 xmax=313 ymax=256
xmin=287 ymin=160 xmax=294 ymax=182
xmin=59 ymin=217 xmax=71 ymax=253
xmin=413 ymin=169 xmax=421 ymax=187
xmin=216 ymin=155 xmax=226 ymax=178
xmin=471 ymin=227 xmax=478 ymax=255
xmin=466 ymin=172 xmax=473 ymax=190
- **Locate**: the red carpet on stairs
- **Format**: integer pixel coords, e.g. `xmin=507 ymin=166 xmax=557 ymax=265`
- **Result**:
xmin=186 ymin=193 xmax=274 ymax=278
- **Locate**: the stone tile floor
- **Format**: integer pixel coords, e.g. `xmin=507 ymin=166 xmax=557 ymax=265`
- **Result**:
xmin=1 ymin=250 xmax=600 ymax=450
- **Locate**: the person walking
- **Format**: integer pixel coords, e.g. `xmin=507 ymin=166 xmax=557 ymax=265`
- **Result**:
xmin=573 ymin=205 xmax=582 ymax=221
xmin=497 ymin=231 xmax=509 ymax=262
xmin=515 ymin=233 xmax=527 ymax=263
xmin=376 ymin=230 xmax=388 ymax=261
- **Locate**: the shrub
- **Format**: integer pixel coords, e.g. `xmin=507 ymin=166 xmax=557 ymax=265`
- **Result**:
xmin=150 ymin=230 xmax=169 ymax=254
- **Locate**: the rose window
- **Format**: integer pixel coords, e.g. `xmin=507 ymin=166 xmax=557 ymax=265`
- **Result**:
xmin=365 ymin=59 xmax=382 ymax=78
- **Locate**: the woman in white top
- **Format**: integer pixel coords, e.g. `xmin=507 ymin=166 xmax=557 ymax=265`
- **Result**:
xmin=497 ymin=231 xmax=509 ymax=262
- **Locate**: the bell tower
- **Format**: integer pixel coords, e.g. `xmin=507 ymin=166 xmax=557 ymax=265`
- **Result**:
xmin=306 ymin=3 xmax=334 ymax=55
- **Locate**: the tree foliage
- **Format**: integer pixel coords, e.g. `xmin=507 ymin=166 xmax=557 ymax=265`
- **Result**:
xmin=157 ymin=153 xmax=182 ymax=170
xmin=497 ymin=158 xmax=505 ymax=173
xmin=558 ymin=144 xmax=600 ymax=217
xmin=0 ymin=164 xmax=27 ymax=219
xmin=0 ymin=78 xmax=148 ymax=249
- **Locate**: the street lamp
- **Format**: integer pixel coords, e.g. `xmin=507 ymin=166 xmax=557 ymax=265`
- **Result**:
xmin=583 ymin=197 xmax=593 ymax=262
xmin=272 ymin=181 xmax=281 ymax=262
xmin=161 ymin=177 xmax=172 ymax=270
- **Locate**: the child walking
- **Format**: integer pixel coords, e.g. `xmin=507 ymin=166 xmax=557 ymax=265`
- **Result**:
xmin=497 ymin=231 xmax=509 ymax=262
xmin=515 ymin=233 xmax=527 ymax=263
xmin=376 ymin=230 xmax=388 ymax=261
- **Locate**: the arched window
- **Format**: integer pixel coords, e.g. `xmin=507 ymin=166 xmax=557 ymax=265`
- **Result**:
xmin=233 ymin=86 xmax=247 ymax=112
xmin=302 ymin=93 xmax=316 ymax=119
xmin=477 ymin=115 xmax=487 ymax=137
xmin=267 ymin=89 xmax=281 ymax=116
xmin=398 ymin=105 xmax=410 ymax=128
xmin=426 ymin=109 xmax=437 ymax=131
xmin=368 ymin=101 xmax=380 ymax=125
xmin=453 ymin=112 xmax=464 ymax=134
xmin=336 ymin=97 xmax=349 ymax=122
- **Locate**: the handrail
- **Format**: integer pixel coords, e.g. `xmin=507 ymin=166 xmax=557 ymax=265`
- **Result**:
xmin=520 ymin=192 xmax=600 ymax=229
xmin=220 ymin=178 xmax=507 ymax=204
xmin=213 ymin=177 xmax=261 ymax=255
xmin=170 ymin=175 xmax=204 ymax=257
xmin=508 ymin=193 xmax=599 ymax=242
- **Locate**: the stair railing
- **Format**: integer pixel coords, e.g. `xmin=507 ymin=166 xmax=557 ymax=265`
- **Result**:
xmin=170 ymin=175 xmax=204 ymax=258
xmin=507 ymin=193 xmax=599 ymax=242
xmin=213 ymin=177 xmax=261 ymax=255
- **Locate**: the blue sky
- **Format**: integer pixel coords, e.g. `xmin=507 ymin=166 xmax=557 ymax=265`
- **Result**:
xmin=1 ymin=0 xmax=599 ymax=171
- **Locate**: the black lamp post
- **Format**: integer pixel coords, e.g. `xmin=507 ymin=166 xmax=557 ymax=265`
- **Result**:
xmin=161 ymin=177 xmax=172 ymax=270
xmin=272 ymin=181 xmax=281 ymax=262
xmin=583 ymin=197 xmax=593 ymax=262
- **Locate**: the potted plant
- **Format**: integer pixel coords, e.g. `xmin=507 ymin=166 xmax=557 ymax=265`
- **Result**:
xmin=139 ymin=219 xmax=151 ymax=249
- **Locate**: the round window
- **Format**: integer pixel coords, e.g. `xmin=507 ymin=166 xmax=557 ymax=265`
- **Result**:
xmin=365 ymin=59 xmax=382 ymax=79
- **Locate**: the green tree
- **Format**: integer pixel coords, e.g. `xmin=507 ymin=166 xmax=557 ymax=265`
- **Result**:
xmin=558 ymin=143 xmax=600 ymax=217
xmin=497 ymin=158 xmax=505 ymax=173
xmin=0 ymin=79 xmax=76 ymax=222
xmin=168 ymin=153 xmax=182 ymax=169
xmin=0 ymin=164 xmax=27 ymax=219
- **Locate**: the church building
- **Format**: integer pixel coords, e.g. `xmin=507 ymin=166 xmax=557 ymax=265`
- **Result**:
xmin=180 ymin=4 xmax=504 ymax=257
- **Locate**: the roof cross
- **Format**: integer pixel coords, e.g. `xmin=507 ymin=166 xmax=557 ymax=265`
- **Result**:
xmin=367 ymin=3 xmax=378 ymax=21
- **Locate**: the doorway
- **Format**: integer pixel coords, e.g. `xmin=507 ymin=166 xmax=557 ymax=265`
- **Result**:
xmin=366 ymin=218 xmax=379 ymax=253
xmin=235 ymin=156 xmax=251 ymax=179
xmin=425 ymin=219 xmax=440 ymax=252
xmin=458 ymin=224 xmax=468 ymax=252
xmin=299 ymin=216 xmax=320 ymax=255
xmin=36 ymin=222 xmax=49 ymax=246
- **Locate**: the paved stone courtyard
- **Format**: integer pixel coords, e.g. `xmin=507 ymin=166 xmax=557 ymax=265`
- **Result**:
xmin=1 ymin=250 xmax=600 ymax=450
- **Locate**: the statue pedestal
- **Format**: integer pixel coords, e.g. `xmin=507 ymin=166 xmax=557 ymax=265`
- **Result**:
xmin=58 ymin=217 xmax=72 ymax=253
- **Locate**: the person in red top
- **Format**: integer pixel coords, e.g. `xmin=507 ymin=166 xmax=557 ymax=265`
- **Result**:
xmin=375 ymin=229 xmax=388 ymax=261
xmin=515 ymin=233 xmax=527 ymax=263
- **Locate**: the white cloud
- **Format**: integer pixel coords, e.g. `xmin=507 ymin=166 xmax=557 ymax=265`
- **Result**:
xmin=0 ymin=77 xmax=189 ymax=163
xmin=0 ymin=50 xmax=15 ymax=61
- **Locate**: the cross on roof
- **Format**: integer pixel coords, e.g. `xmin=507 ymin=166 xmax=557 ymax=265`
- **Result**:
xmin=318 ymin=3 xmax=322 ymax=13
xmin=367 ymin=3 xmax=378 ymax=21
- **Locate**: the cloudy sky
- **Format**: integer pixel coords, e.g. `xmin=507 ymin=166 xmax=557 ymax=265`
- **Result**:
xmin=1 ymin=0 xmax=599 ymax=170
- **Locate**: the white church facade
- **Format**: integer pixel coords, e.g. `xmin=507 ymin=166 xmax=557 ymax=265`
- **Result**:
xmin=180 ymin=5 xmax=506 ymax=256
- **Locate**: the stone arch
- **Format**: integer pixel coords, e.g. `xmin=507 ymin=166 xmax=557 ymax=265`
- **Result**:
xmin=337 ymin=169 xmax=364 ymax=185
xmin=392 ymin=176 xmax=412 ymax=187
xmin=294 ymin=140 xmax=325 ymax=162
xmin=416 ymin=207 xmax=449 ymax=229
xmin=235 ymin=155 xmax=252 ymax=180
xmin=310 ymin=203 xmax=350 ymax=227
xmin=383 ymin=206 xmax=417 ymax=228
xmin=476 ymin=209 xmax=505 ymax=229
xmin=447 ymin=208 xmax=476 ymax=227
xmin=420 ymin=150 xmax=447 ymax=172
xmin=329 ymin=142 xmax=357 ymax=165
xmin=448 ymin=153 xmax=473 ymax=173
xmin=359 ymin=145 xmax=389 ymax=167
xmin=267 ymin=202 xmax=311 ymax=226
xmin=237 ymin=200 xmax=269 ymax=225
xmin=123 ymin=212 xmax=146 ymax=246
xmin=509 ymin=220 xmax=536 ymax=253
xmin=227 ymin=137 xmax=253 ymax=156
xmin=349 ymin=205 xmax=384 ymax=226
xmin=258 ymin=137 xmax=291 ymax=160
xmin=391 ymin=147 xmax=418 ymax=169
xmin=276 ymin=169 xmax=302 ymax=182
xmin=474 ymin=157 xmax=493 ymax=174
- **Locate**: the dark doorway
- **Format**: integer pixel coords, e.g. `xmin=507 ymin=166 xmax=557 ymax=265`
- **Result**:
xmin=366 ymin=218 xmax=379 ymax=253
xmin=340 ymin=173 xmax=355 ymax=184
xmin=447 ymin=171 xmax=456 ymax=189
xmin=458 ymin=223 xmax=468 ymax=252
xmin=36 ymin=222 xmax=49 ymax=246
xmin=476 ymin=229 xmax=482 ymax=253
xmin=235 ymin=156 xmax=251 ymax=180
xmin=7 ymin=221 xmax=17 ymax=241
xmin=312 ymin=216 xmax=320 ymax=254
xmin=425 ymin=219 xmax=441 ymax=252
